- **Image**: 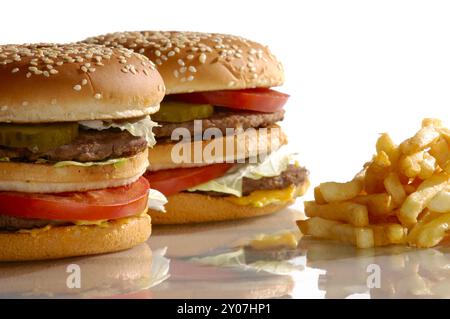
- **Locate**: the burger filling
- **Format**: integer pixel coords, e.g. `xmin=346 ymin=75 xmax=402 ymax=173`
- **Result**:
xmin=0 ymin=116 xmax=163 ymax=232
xmin=0 ymin=115 xmax=157 ymax=163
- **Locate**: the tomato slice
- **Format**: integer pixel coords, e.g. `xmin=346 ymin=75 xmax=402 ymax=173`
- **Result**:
xmin=144 ymin=163 xmax=233 ymax=196
xmin=170 ymin=88 xmax=289 ymax=113
xmin=0 ymin=177 xmax=149 ymax=221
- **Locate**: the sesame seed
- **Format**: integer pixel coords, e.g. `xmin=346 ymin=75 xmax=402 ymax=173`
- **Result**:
xmin=73 ymin=85 xmax=82 ymax=91
xmin=180 ymin=66 xmax=187 ymax=73
xmin=43 ymin=71 xmax=50 ymax=77
xmin=81 ymin=79 xmax=88 ymax=85
xmin=187 ymin=75 xmax=194 ymax=81
xmin=188 ymin=66 xmax=197 ymax=73
xmin=177 ymin=59 xmax=185 ymax=66
xmin=26 ymin=72 xmax=32 ymax=78
xmin=199 ymin=53 xmax=206 ymax=64
xmin=155 ymin=50 xmax=161 ymax=57
xmin=81 ymin=66 xmax=88 ymax=72
xmin=50 ymin=69 xmax=58 ymax=74
xmin=173 ymin=70 xmax=179 ymax=78
xmin=168 ymin=51 xmax=175 ymax=57
xmin=94 ymin=93 xmax=103 ymax=100
xmin=11 ymin=68 xmax=19 ymax=73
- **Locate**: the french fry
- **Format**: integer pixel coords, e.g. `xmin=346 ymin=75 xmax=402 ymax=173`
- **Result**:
xmin=429 ymin=137 xmax=450 ymax=169
xmin=419 ymin=152 xmax=436 ymax=180
xmin=399 ymin=152 xmax=423 ymax=178
xmin=376 ymin=133 xmax=400 ymax=166
xmin=313 ymin=186 xmax=327 ymax=204
xmin=319 ymin=178 xmax=363 ymax=202
xmin=400 ymin=126 xmax=440 ymax=155
xmin=298 ymin=217 xmax=407 ymax=248
xmin=384 ymin=172 xmax=407 ymax=205
xmin=399 ymin=173 xmax=449 ymax=227
xmin=374 ymin=151 xmax=391 ymax=167
xmin=353 ymin=193 xmax=396 ymax=216
xmin=427 ymin=187 xmax=450 ymax=213
xmin=370 ymin=223 xmax=407 ymax=246
xmin=407 ymin=212 xmax=450 ymax=248
xmin=364 ymin=161 xmax=390 ymax=193
xmin=422 ymin=118 xmax=442 ymax=128
xmin=297 ymin=217 xmax=374 ymax=248
xmin=304 ymin=201 xmax=369 ymax=226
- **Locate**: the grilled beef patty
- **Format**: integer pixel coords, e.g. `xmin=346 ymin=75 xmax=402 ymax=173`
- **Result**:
xmin=0 ymin=129 xmax=147 ymax=162
xmin=154 ymin=109 xmax=285 ymax=139
xmin=195 ymin=165 xmax=308 ymax=197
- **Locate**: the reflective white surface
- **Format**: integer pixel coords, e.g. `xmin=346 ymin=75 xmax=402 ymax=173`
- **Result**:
xmin=1 ymin=208 xmax=449 ymax=299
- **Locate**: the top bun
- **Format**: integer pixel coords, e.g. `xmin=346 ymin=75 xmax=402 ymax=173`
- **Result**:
xmin=83 ymin=31 xmax=285 ymax=94
xmin=0 ymin=43 xmax=165 ymax=123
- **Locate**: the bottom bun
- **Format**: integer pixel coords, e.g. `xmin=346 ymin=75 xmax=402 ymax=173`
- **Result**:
xmin=149 ymin=180 xmax=309 ymax=225
xmin=0 ymin=214 xmax=152 ymax=262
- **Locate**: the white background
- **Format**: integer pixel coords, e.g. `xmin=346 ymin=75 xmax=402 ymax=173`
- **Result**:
xmin=2 ymin=0 xmax=450 ymax=201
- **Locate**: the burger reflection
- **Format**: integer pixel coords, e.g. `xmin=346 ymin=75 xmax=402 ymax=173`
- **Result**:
xmin=300 ymin=237 xmax=450 ymax=298
xmin=0 ymin=244 xmax=170 ymax=298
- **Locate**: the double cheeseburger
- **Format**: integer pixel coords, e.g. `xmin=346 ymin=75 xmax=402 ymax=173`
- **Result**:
xmin=0 ymin=43 xmax=165 ymax=261
xmin=84 ymin=31 xmax=309 ymax=224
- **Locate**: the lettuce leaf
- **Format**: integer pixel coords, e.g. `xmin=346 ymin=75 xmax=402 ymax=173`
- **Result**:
xmin=79 ymin=115 xmax=158 ymax=147
xmin=191 ymin=248 xmax=301 ymax=275
xmin=0 ymin=157 xmax=10 ymax=162
xmin=187 ymin=146 xmax=298 ymax=197
xmin=148 ymin=189 xmax=168 ymax=212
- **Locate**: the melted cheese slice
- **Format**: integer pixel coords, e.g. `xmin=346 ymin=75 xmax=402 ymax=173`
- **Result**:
xmin=225 ymin=180 xmax=309 ymax=207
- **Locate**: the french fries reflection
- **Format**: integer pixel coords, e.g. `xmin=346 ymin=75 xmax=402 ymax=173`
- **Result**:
xmin=301 ymin=238 xmax=450 ymax=298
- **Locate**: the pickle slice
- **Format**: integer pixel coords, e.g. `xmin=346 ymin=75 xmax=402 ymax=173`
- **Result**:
xmin=0 ymin=123 xmax=79 ymax=152
xmin=153 ymin=102 xmax=214 ymax=123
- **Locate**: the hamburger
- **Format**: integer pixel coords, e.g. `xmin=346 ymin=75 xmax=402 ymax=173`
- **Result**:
xmin=0 ymin=43 xmax=165 ymax=261
xmin=83 ymin=31 xmax=309 ymax=224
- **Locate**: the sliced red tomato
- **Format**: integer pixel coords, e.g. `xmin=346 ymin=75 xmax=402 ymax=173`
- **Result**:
xmin=0 ymin=177 xmax=149 ymax=221
xmin=170 ymin=88 xmax=289 ymax=113
xmin=144 ymin=163 xmax=233 ymax=196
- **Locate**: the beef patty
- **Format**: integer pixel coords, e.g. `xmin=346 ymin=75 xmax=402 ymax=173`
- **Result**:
xmin=154 ymin=109 xmax=285 ymax=139
xmin=195 ymin=165 xmax=308 ymax=197
xmin=0 ymin=129 xmax=147 ymax=162
xmin=0 ymin=215 xmax=68 ymax=231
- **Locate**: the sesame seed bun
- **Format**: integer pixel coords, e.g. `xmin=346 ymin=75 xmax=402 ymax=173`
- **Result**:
xmin=148 ymin=125 xmax=287 ymax=171
xmin=148 ymin=180 xmax=309 ymax=224
xmin=0 ymin=149 xmax=148 ymax=193
xmin=83 ymin=31 xmax=284 ymax=94
xmin=0 ymin=214 xmax=151 ymax=262
xmin=0 ymin=44 xmax=165 ymax=123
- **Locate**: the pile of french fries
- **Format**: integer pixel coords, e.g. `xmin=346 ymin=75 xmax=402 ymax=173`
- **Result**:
xmin=298 ymin=118 xmax=450 ymax=248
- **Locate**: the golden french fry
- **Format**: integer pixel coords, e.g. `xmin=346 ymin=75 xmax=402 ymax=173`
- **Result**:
xmin=314 ymin=186 xmax=327 ymax=204
xmin=297 ymin=217 xmax=374 ymax=248
xmin=439 ymin=127 xmax=450 ymax=145
xmin=298 ymin=218 xmax=406 ymax=248
xmin=407 ymin=212 xmax=450 ymax=248
xmin=427 ymin=187 xmax=450 ymax=213
xmin=399 ymin=152 xmax=423 ymax=178
xmin=374 ymin=151 xmax=391 ymax=167
xmin=370 ymin=223 xmax=407 ymax=246
xmin=319 ymin=178 xmax=363 ymax=202
xmin=429 ymin=137 xmax=450 ymax=169
xmin=422 ymin=118 xmax=442 ymax=128
xmin=419 ymin=152 xmax=436 ymax=179
xmin=353 ymin=193 xmax=396 ymax=216
xmin=364 ymin=161 xmax=390 ymax=193
xmin=400 ymin=126 xmax=440 ymax=155
xmin=304 ymin=201 xmax=369 ymax=227
xmin=399 ymin=172 xmax=449 ymax=227
xmin=376 ymin=133 xmax=400 ymax=166
xmin=384 ymin=172 xmax=407 ymax=205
